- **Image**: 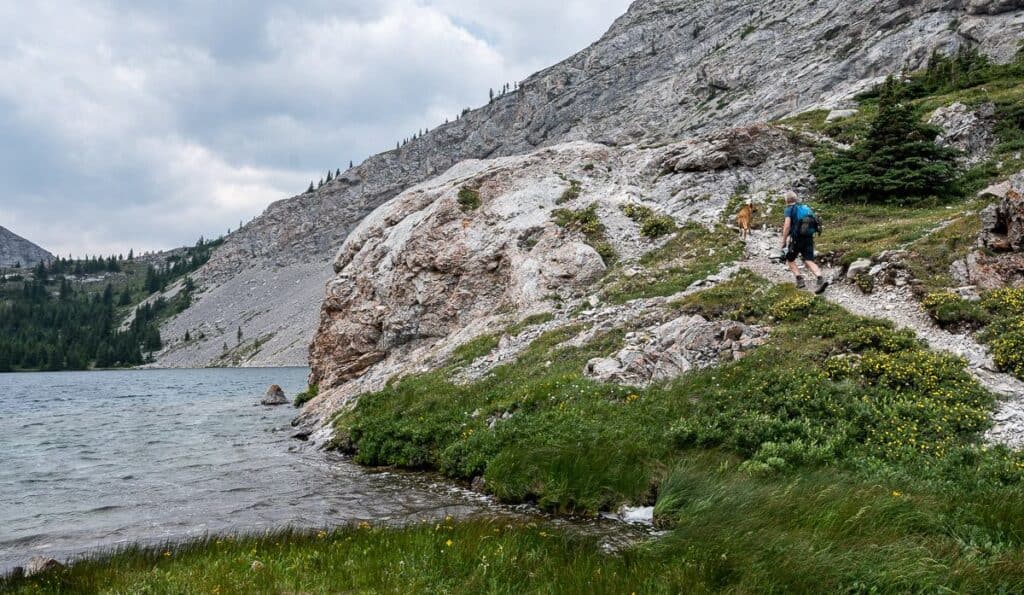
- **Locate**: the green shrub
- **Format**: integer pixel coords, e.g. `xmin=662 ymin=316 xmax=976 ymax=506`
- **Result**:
xmin=988 ymin=320 xmax=1024 ymax=378
xmin=922 ymin=292 xmax=990 ymax=329
xmin=293 ymin=384 xmax=320 ymax=408
xmin=557 ymin=180 xmax=582 ymax=204
xmin=994 ymin=100 xmax=1024 ymax=153
xmin=457 ymin=187 xmax=481 ymax=212
xmin=620 ymin=203 xmax=678 ymax=239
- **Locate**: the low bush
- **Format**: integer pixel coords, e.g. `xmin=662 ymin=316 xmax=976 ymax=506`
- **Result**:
xmin=557 ymin=180 xmax=582 ymax=204
xmin=922 ymin=291 xmax=990 ymax=329
xmin=293 ymin=384 xmax=319 ymax=408
xmin=620 ymin=203 xmax=678 ymax=239
xmin=457 ymin=187 xmax=481 ymax=212
xmin=978 ymin=288 xmax=1024 ymax=379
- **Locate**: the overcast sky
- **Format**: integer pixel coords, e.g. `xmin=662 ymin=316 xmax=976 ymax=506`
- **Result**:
xmin=0 ymin=0 xmax=633 ymax=257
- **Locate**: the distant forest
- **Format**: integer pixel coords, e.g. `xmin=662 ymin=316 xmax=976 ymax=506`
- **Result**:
xmin=0 ymin=238 xmax=220 ymax=372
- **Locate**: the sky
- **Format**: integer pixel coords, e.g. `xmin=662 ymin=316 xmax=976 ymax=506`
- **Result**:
xmin=0 ymin=0 xmax=634 ymax=258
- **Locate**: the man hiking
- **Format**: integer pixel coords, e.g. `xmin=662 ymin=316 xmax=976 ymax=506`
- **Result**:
xmin=779 ymin=191 xmax=828 ymax=294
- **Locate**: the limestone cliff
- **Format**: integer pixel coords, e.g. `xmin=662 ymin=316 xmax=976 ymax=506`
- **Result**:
xmin=156 ymin=0 xmax=1024 ymax=369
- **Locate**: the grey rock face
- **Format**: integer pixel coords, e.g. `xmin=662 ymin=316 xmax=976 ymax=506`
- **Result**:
xmin=0 ymin=226 xmax=53 ymax=268
xmin=261 ymin=384 xmax=288 ymax=406
xmin=956 ymin=171 xmax=1024 ymax=289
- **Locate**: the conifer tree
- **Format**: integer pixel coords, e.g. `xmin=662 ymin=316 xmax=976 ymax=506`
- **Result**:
xmin=811 ymin=76 xmax=958 ymax=205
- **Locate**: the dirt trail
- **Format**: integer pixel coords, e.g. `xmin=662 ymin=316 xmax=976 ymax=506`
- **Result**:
xmin=739 ymin=229 xmax=1024 ymax=449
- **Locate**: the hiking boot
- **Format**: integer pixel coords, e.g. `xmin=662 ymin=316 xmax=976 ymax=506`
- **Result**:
xmin=795 ymin=276 xmax=806 ymax=289
xmin=815 ymin=276 xmax=830 ymax=295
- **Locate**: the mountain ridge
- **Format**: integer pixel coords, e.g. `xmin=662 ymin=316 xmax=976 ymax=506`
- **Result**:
xmin=0 ymin=226 xmax=54 ymax=269
xmin=153 ymin=0 xmax=1024 ymax=369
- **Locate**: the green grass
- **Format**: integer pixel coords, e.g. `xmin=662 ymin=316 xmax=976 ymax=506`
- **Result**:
xmin=0 ymin=521 xmax=669 ymax=594
xmin=601 ymin=223 xmax=743 ymax=304
xmin=813 ymin=200 xmax=974 ymax=265
xmin=506 ymin=312 xmax=555 ymax=336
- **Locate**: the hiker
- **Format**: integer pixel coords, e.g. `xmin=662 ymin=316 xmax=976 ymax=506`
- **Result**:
xmin=779 ymin=191 xmax=828 ymax=293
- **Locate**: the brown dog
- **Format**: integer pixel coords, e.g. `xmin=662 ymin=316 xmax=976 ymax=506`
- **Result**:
xmin=736 ymin=203 xmax=758 ymax=240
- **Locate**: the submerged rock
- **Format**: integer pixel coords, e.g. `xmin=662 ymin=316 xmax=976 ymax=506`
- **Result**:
xmin=261 ymin=384 xmax=288 ymax=406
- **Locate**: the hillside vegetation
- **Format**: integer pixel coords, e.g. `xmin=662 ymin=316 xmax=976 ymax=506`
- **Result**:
xmin=0 ymin=239 xmax=219 ymax=371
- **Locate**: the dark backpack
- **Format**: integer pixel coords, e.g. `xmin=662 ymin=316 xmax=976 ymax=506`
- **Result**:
xmin=791 ymin=203 xmax=822 ymax=238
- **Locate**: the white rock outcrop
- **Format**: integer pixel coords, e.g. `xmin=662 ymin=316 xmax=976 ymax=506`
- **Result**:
xmin=585 ymin=315 xmax=768 ymax=386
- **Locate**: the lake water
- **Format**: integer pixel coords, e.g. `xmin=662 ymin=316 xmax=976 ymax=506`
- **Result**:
xmin=0 ymin=368 xmax=498 ymax=572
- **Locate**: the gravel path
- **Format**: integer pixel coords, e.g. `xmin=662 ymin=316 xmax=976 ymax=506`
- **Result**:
xmin=740 ymin=230 xmax=1024 ymax=449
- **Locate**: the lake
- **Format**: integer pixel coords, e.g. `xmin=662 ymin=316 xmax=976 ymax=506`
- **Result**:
xmin=0 ymin=368 xmax=497 ymax=572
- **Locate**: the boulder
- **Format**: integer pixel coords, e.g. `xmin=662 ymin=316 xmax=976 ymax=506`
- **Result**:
xmin=24 ymin=557 xmax=63 ymax=577
xmin=979 ymin=172 xmax=1024 ymax=252
xmin=261 ymin=384 xmax=288 ymax=406
xmin=825 ymin=109 xmax=858 ymax=122
xmin=661 ymin=125 xmax=792 ymax=173
xmin=846 ymin=258 xmax=873 ymax=280
xmin=928 ymin=102 xmax=996 ymax=166
xmin=308 ymin=144 xmax=620 ymax=392
xmin=979 ymin=180 xmax=1012 ymax=200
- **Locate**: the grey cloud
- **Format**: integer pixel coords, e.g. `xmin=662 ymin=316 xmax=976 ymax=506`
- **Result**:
xmin=0 ymin=0 xmax=632 ymax=256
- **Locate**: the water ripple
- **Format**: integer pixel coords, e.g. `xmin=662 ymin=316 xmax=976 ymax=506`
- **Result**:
xmin=0 ymin=368 xmax=500 ymax=572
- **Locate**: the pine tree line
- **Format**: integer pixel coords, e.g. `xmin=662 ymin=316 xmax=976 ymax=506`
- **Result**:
xmin=0 ymin=238 xmax=219 ymax=372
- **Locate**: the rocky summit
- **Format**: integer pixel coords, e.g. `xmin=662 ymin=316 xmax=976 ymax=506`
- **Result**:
xmin=152 ymin=0 xmax=1024 ymax=369
xmin=0 ymin=226 xmax=53 ymax=269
